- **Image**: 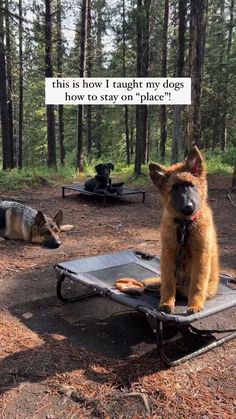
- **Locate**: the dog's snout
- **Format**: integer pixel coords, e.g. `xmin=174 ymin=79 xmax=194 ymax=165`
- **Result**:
xmin=44 ymin=240 xmax=61 ymax=249
xmin=182 ymin=203 xmax=194 ymax=215
xmin=53 ymin=241 xmax=61 ymax=248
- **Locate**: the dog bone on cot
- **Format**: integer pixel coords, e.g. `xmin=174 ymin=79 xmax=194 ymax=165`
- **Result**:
xmin=115 ymin=277 xmax=161 ymax=295
xmin=115 ymin=278 xmax=145 ymax=295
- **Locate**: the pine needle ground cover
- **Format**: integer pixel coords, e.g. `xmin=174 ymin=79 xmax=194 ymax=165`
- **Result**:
xmin=0 ymin=176 xmax=235 ymax=418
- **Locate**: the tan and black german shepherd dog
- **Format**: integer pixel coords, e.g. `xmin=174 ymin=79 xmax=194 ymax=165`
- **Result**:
xmin=0 ymin=201 xmax=73 ymax=248
xmin=149 ymin=146 xmax=219 ymax=314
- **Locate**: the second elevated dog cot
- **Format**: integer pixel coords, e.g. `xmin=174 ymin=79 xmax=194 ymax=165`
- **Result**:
xmin=62 ymin=184 xmax=146 ymax=203
xmin=54 ymin=250 xmax=236 ymax=367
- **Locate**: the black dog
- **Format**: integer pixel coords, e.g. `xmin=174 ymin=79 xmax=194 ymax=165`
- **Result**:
xmin=84 ymin=163 xmax=124 ymax=195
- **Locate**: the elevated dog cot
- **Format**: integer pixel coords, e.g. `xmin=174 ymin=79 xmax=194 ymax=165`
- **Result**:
xmin=54 ymin=250 xmax=236 ymax=367
xmin=62 ymin=184 xmax=146 ymax=203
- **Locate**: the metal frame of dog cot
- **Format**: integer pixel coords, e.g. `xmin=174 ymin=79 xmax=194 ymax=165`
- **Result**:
xmin=54 ymin=250 xmax=236 ymax=367
xmin=61 ymin=184 xmax=146 ymax=204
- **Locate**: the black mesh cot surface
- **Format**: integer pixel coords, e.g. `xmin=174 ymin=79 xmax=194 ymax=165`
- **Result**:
xmin=62 ymin=184 xmax=145 ymax=203
xmin=55 ymin=250 xmax=236 ymax=366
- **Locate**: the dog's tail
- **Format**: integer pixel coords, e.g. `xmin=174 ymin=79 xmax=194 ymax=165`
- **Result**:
xmin=60 ymin=224 xmax=74 ymax=232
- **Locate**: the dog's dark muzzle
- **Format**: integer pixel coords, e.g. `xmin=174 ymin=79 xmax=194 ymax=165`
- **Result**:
xmin=43 ymin=240 xmax=61 ymax=249
xmin=181 ymin=203 xmax=195 ymax=215
xmin=172 ymin=183 xmax=200 ymax=217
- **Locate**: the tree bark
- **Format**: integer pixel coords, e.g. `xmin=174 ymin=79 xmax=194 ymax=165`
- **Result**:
xmin=86 ymin=0 xmax=92 ymax=160
xmin=187 ymin=0 xmax=207 ymax=151
xmin=45 ymin=0 xmax=57 ymax=167
xmin=0 ymin=0 xmax=12 ymax=170
xmin=134 ymin=0 xmax=143 ymax=175
xmin=5 ymin=0 xmax=14 ymax=167
xmin=56 ymin=0 xmax=65 ymax=166
xmin=159 ymin=0 xmax=169 ymax=161
xmin=231 ymin=157 xmax=236 ymax=191
xmin=220 ymin=0 xmax=234 ymax=151
xmin=95 ymin=1 xmax=103 ymax=159
xmin=76 ymin=0 xmax=87 ymax=171
xmin=171 ymin=0 xmax=187 ymax=163
xmin=18 ymin=0 xmax=23 ymax=169
xmin=134 ymin=0 xmax=150 ymax=175
xmin=211 ymin=0 xmax=224 ymax=150
xmin=122 ymin=0 xmax=130 ymax=165
xmin=141 ymin=0 xmax=150 ymax=164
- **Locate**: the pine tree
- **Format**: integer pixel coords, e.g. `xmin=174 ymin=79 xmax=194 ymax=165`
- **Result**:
xmin=159 ymin=0 xmax=169 ymax=161
xmin=45 ymin=0 xmax=57 ymax=167
xmin=171 ymin=0 xmax=187 ymax=163
xmin=56 ymin=0 xmax=65 ymax=166
xmin=76 ymin=0 xmax=87 ymax=171
xmin=187 ymin=0 xmax=207 ymax=150
xmin=18 ymin=0 xmax=23 ymax=169
xmin=0 ymin=0 xmax=12 ymax=169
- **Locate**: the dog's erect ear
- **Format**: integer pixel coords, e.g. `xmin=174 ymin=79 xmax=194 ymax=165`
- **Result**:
xmin=35 ymin=211 xmax=46 ymax=227
xmin=186 ymin=146 xmax=205 ymax=176
xmin=107 ymin=163 xmax=114 ymax=171
xmin=53 ymin=210 xmax=63 ymax=227
xmin=149 ymin=163 xmax=168 ymax=190
xmin=95 ymin=164 xmax=103 ymax=174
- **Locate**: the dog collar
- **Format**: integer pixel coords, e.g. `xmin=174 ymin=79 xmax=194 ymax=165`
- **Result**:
xmin=174 ymin=209 xmax=201 ymax=224
xmin=190 ymin=209 xmax=201 ymax=222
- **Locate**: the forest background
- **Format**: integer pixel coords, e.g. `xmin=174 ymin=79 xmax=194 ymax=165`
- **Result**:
xmin=0 ymin=0 xmax=235 ymax=187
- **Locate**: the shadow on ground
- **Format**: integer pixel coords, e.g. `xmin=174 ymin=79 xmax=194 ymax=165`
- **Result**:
xmin=0 ymin=292 xmax=163 ymax=396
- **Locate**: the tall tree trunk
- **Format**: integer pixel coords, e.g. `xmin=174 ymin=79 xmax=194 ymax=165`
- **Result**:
xmin=45 ymin=0 xmax=56 ymax=167
xmin=95 ymin=1 xmax=102 ymax=159
xmin=86 ymin=0 xmax=92 ymax=160
xmin=212 ymin=0 xmax=224 ymax=150
xmin=220 ymin=0 xmax=234 ymax=151
xmin=130 ymin=110 xmax=134 ymax=156
xmin=141 ymin=0 xmax=150 ymax=164
xmin=76 ymin=0 xmax=87 ymax=171
xmin=134 ymin=0 xmax=143 ymax=175
xmin=171 ymin=0 xmax=187 ymax=163
xmin=159 ymin=0 xmax=169 ymax=161
xmin=56 ymin=0 xmax=65 ymax=166
xmin=0 ymin=0 xmax=12 ymax=170
xmin=18 ymin=0 xmax=23 ymax=169
xmin=231 ymin=157 xmax=236 ymax=191
xmin=134 ymin=0 xmax=150 ymax=174
xmin=122 ymin=0 xmax=130 ymax=165
xmin=187 ymin=0 xmax=207 ymax=151
xmin=5 ymin=0 xmax=14 ymax=167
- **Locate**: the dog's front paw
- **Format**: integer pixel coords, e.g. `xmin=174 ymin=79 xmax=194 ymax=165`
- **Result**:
xmin=159 ymin=303 xmax=173 ymax=314
xmin=116 ymin=187 xmax=123 ymax=196
xmin=187 ymin=305 xmax=203 ymax=315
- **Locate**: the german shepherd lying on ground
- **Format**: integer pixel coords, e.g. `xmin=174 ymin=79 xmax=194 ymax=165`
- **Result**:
xmin=149 ymin=146 xmax=219 ymax=314
xmin=0 ymin=201 xmax=73 ymax=248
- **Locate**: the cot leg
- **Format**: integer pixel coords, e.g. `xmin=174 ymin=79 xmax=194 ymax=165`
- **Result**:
xmin=56 ymin=272 xmax=97 ymax=303
xmin=142 ymin=192 xmax=145 ymax=203
xmin=62 ymin=187 xmax=65 ymax=198
xmin=155 ymin=319 xmax=236 ymax=367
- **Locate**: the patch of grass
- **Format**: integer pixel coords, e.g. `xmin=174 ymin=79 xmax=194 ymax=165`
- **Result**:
xmin=206 ymin=159 xmax=233 ymax=174
xmin=0 ymin=166 xmax=76 ymax=191
xmin=0 ymin=148 xmax=234 ymax=192
xmin=205 ymin=149 xmax=234 ymax=174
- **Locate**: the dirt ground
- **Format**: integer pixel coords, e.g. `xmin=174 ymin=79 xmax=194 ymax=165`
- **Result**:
xmin=0 ymin=175 xmax=235 ymax=418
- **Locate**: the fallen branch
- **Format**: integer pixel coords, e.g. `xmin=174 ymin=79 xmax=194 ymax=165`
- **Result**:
xmin=120 ymin=392 xmax=151 ymax=414
xmin=226 ymin=193 xmax=236 ymax=207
